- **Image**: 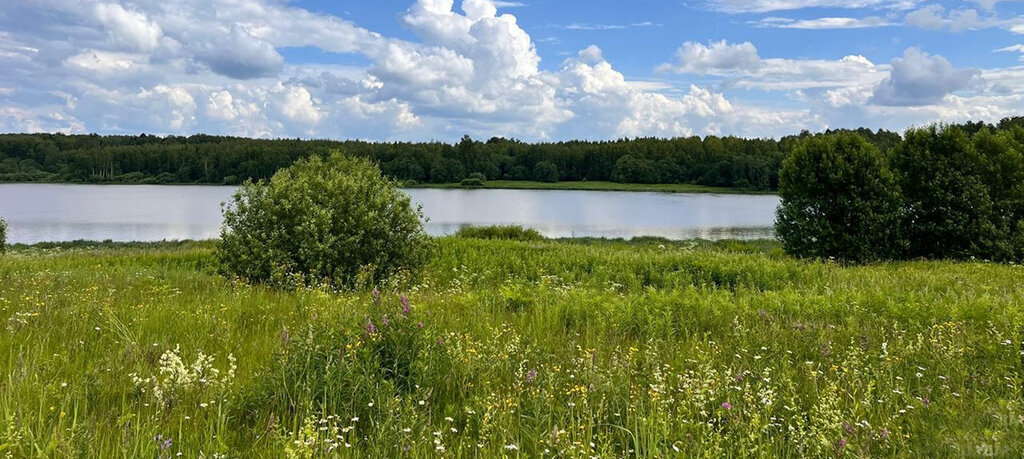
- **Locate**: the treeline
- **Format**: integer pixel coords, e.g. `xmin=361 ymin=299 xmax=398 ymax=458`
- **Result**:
xmin=0 ymin=128 xmax=909 ymax=190
xmin=777 ymin=121 xmax=1024 ymax=263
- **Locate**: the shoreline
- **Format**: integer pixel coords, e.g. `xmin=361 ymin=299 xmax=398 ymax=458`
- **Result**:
xmin=0 ymin=180 xmax=775 ymax=195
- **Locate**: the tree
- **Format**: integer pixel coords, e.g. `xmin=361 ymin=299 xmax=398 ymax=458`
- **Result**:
xmin=972 ymin=127 xmax=1024 ymax=261
xmin=429 ymin=158 xmax=466 ymax=183
xmin=218 ymin=152 xmax=432 ymax=289
xmin=776 ymin=133 xmax=905 ymax=263
xmin=0 ymin=217 xmax=7 ymax=254
xmin=610 ymin=155 xmax=658 ymax=184
xmin=533 ymin=161 xmax=559 ymax=182
xmin=890 ymin=126 xmax=998 ymax=260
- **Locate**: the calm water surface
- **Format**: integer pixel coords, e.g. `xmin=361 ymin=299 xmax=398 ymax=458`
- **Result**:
xmin=0 ymin=184 xmax=779 ymax=244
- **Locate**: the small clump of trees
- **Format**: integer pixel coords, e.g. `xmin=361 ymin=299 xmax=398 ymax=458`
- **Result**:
xmin=217 ymin=152 xmax=432 ymax=289
xmin=0 ymin=217 xmax=7 ymax=253
xmin=778 ymin=124 xmax=1024 ymax=263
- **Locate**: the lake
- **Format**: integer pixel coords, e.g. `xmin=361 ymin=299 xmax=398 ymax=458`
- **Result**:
xmin=0 ymin=184 xmax=779 ymax=244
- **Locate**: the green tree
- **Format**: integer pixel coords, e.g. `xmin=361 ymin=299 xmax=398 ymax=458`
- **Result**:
xmin=0 ymin=218 xmax=7 ymax=254
xmin=972 ymin=128 xmax=1024 ymax=261
xmin=429 ymin=158 xmax=466 ymax=183
xmin=890 ymin=126 xmax=998 ymax=260
xmin=610 ymin=155 xmax=659 ymax=184
xmin=776 ymin=133 xmax=905 ymax=263
xmin=218 ymin=152 xmax=432 ymax=289
xmin=533 ymin=161 xmax=559 ymax=182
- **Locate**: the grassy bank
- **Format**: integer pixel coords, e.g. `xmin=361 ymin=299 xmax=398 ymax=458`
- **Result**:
xmin=405 ymin=180 xmax=770 ymax=194
xmin=0 ymin=238 xmax=1021 ymax=456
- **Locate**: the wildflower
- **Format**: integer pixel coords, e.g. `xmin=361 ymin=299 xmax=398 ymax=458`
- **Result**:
xmin=365 ymin=320 xmax=376 ymax=335
xmin=418 ymin=322 xmax=424 ymax=329
xmin=505 ymin=444 xmax=519 ymax=451
xmin=880 ymin=428 xmax=890 ymax=440
xmin=526 ymin=369 xmax=538 ymax=383
xmin=721 ymin=402 xmax=733 ymax=410
xmin=401 ymin=295 xmax=411 ymax=314
xmin=154 ymin=434 xmax=173 ymax=450
xmin=381 ymin=315 xmax=390 ymax=327
xmin=372 ymin=288 xmax=381 ymax=304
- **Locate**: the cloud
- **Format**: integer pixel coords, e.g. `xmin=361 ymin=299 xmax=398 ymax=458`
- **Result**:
xmin=754 ymin=16 xmax=893 ymax=29
xmin=903 ymin=5 xmax=1024 ymax=33
xmin=559 ymin=22 xmax=658 ymax=30
xmin=93 ymin=3 xmax=163 ymax=52
xmin=64 ymin=50 xmax=146 ymax=75
xmin=2 ymin=0 xmax=1023 ymax=141
xmin=657 ymin=40 xmax=761 ymax=75
xmin=994 ymin=44 xmax=1024 ymax=62
xmin=193 ymin=26 xmax=285 ymax=79
xmin=705 ymin=0 xmax=923 ymax=14
xmin=657 ymin=40 xmax=886 ymax=92
xmin=871 ymin=48 xmax=980 ymax=106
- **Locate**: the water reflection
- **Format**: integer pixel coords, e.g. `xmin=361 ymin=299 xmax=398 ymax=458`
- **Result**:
xmin=0 ymin=184 xmax=779 ymax=244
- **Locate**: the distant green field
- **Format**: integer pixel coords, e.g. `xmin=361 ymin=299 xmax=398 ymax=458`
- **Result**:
xmin=406 ymin=180 xmax=771 ymax=194
xmin=0 ymin=238 xmax=1021 ymax=456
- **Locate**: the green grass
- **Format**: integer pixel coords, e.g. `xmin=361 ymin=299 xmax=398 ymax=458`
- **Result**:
xmin=0 ymin=238 xmax=1022 ymax=456
xmin=405 ymin=180 xmax=770 ymax=194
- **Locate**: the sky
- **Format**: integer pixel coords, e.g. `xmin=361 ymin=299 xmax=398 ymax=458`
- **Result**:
xmin=1 ymin=0 xmax=1023 ymax=141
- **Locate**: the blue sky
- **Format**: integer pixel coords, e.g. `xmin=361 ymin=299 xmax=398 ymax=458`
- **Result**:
xmin=1 ymin=0 xmax=1023 ymax=140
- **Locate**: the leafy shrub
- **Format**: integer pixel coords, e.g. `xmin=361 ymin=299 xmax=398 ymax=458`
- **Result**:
xmin=468 ymin=172 xmax=487 ymax=182
xmin=0 ymin=218 xmax=6 ymax=254
xmin=460 ymin=178 xmax=484 ymax=188
xmin=454 ymin=225 xmax=544 ymax=242
xmin=890 ymin=125 xmax=1001 ymax=260
xmin=776 ymin=133 xmax=905 ymax=263
xmin=218 ymin=152 xmax=432 ymax=289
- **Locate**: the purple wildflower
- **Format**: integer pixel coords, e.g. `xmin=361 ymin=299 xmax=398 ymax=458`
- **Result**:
xmin=836 ymin=438 xmax=847 ymax=449
xmin=372 ymin=288 xmax=381 ymax=304
xmin=721 ymin=402 xmax=733 ymax=410
xmin=418 ymin=322 xmax=424 ymax=329
xmin=401 ymin=295 xmax=411 ymax=315
xmin=880 ymin=428 xmax=890 ymax=440
xmin=381 ymin=315 xmax=390 ymax=327
xmin=366 ymin=320 xmax=376 ymax=334
xmin=526 ymin=369 xmax=538 ymax=383
xmin=844 ymin=422 xmax=855 ymax=435
xmin=154 ymin=434 xmax=172 ymax=450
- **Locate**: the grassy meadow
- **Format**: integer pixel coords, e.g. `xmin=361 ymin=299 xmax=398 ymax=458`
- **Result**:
xmin=0 ymin=237 xmax=1022 ymax=457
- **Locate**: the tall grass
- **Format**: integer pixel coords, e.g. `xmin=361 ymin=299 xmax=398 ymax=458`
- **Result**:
xmin=0 ymin=239 xmax=1021 ymax=456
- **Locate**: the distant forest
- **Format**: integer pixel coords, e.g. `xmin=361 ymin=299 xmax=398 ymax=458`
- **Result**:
xmin=1 ymin=117 xmax=1021 ymax=191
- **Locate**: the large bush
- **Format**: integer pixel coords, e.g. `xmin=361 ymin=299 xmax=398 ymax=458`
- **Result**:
xmin=0 ymin=218 xmax=6 ymax=254
xmin=218 ymin=153 xmax=432 ymax=289
xmin=970 ymin=127 xmax=1024 ymax=261
xmin=890 ymin=126 xmax=1000 ymax=260
xmin=776 ymin=133 xmax=905 ymax=262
